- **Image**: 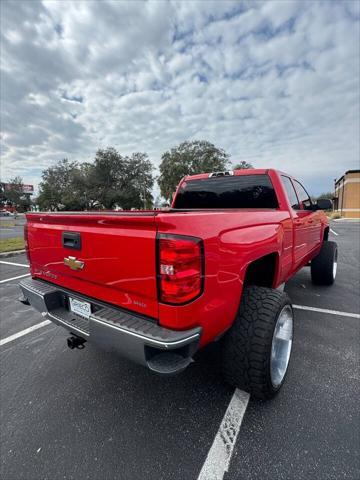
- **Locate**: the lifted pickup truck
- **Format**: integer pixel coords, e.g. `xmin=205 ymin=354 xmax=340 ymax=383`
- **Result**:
xmin=20 ymin=169 xmax=337 ymax=399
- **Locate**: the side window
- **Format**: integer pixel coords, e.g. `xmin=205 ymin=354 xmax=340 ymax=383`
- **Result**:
xmin=293 ymin=180 xmax=312 ymax=210
xmin=281 ymin=176 xmax=299 ymax=209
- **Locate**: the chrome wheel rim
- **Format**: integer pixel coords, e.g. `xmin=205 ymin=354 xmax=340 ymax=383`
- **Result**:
xmin=270 ymin=305 xmax=293 ymax=388
xmin=333 ymin=250 xmax=338 ymax=279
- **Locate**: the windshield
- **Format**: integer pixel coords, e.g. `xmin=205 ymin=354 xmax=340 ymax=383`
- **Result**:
xmin=173 ymin=174 xmax=278 ymax=209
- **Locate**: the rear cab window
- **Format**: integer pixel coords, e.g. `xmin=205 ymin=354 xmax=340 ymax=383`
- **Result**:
xmin=173 ymin=174 xmax=279 ymax=209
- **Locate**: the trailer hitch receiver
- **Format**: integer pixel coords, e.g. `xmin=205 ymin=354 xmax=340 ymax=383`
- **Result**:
xmin=67 ymin=335 xmax=86 ymax=350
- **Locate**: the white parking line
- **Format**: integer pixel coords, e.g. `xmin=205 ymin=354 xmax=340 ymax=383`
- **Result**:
xmin=0 ymin=273 xmax=30 ymax=284
xmin=0 ymin=260 xmax=29 ymax=267
xmin=330 ymin=228 xmax=338 ymax=236
xmin=293 ymin=304 xmax=360 ymax=319
xmin=197 ymin=389 xmax=250 ymax=480
xmin=0 ymin=320 xmax=51 ymax=346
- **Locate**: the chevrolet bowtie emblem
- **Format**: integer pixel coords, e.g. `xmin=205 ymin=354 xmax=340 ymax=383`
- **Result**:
xmin=64 ymin=256 xmax=85 ymax=271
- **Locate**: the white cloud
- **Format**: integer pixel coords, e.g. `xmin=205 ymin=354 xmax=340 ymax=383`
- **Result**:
xmin=0 ymin=0 xmax=359 ymax=196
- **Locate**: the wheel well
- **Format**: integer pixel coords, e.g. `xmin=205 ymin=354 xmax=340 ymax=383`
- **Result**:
xmin=244 ymin=253 xmax=278 ymax=288
xmin=323 ymin=226 xmax=329 ymax=241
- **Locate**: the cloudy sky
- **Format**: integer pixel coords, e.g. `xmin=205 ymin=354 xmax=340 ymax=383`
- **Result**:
xmin=1 ymin=0 xmax=359 ymax=197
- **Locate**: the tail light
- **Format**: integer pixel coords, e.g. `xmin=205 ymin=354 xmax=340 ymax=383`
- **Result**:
xmin=157 ymin=234 xmax=204 ymax=305
xmin=24 ymin=223 xmax=31 ymax=262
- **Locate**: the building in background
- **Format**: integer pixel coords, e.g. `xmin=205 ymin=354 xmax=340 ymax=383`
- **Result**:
xmin=333 ymin=170 xmax=360 ymax=218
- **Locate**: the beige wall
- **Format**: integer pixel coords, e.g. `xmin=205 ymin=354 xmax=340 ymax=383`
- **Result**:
xmin=335 ymin=172 xmax=360 ymax=218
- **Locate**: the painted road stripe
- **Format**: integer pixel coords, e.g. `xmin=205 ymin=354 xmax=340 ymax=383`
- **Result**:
xmin=294 ymin=304 xmax=360 ymax=319
xmin=1 ymin=303 xmax=357 ymax=349
xmin=197 ymin=388 xmax=250 ymax=480
xmin=330 ymin=228 xmax=338 ymax=236
xmin=0 ymin=320 xmax=51 ymax=347
xmin=0 ymin=260 xmax=29 ymax=268
xmin=0 ymin=273 xmax=30 ymax=284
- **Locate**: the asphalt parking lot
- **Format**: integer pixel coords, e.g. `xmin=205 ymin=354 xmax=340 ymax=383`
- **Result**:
xmin=0 ymin=221 xmax=359 ymax=480
xmin=0 ymin=217 xmax=26 ymax=240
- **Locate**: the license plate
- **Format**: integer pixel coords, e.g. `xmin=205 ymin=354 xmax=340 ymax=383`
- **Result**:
xmin=69 ymin=297 xmax=92 ymax=319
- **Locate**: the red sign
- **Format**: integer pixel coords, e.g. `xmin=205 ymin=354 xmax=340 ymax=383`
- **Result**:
xmin=3 ymin=183 xmax=34 ymax=194
xmin=22 ymin=184 xmax=34 ymax=193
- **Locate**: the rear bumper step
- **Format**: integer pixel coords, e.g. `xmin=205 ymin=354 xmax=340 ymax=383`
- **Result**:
xmin=19 ymin=278 xmax=201 ymax=375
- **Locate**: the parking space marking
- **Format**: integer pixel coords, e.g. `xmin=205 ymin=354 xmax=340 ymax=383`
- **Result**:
xmin=293 ymin=304 xmax=360 ymax=319
xmin=0 ymin=273 xmax=30 ymax=284
xmin=330 ymin=228 xmax=339 ymax=236
xmin=0 ymin=260 xmax=29 ymax=267
xmin=0 ymin=320 xmax=51 ymax=347
xmin=197 ymin=388 xmax=250 ymax=480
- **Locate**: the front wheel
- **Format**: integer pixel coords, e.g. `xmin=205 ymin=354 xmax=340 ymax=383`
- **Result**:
xmin=221 ymin=286 xmax=294 ymax=400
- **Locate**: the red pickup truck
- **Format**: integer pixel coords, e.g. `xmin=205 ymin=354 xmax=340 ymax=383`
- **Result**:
xmin=20 ymin=169 xmax=337 ymax=399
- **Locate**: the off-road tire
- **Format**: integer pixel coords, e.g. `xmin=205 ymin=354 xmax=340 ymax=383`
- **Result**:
xmin=221 ymin=286 xmax=293 ymax=400
xmin=311 ymin=241 xmax=338 ymax=286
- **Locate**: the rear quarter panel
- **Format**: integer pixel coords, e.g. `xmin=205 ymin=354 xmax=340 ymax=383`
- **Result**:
xmin=156 ymin=210 xmax=291 ymax=346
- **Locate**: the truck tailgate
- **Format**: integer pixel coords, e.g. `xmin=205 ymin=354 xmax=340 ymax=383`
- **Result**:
xmin=26 ymin=213 xmax=159 ymax=318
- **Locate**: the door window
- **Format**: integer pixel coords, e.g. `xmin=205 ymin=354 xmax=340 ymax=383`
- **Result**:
xmin=293 ymin=180 xmax=312 ymax=210
xmin=281 ymin=176 xmax=299 ymax=210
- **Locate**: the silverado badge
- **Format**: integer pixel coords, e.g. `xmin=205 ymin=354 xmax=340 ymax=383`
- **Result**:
xmin=64 ymin=256 xmax=84 ymax=271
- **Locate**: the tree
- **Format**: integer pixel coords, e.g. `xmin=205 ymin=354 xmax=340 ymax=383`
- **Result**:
xmin=3 ymin=176 xmax=32 ymax=211
xmin=3 ymin=176 xmax=23 ymax=207
xmin=37 ymin=148 xmax=154 ymax=211
xmin=233 ymin=161 xmax=253 ymax=169
xmin=125 ymin=152 xmax=154 ymax=209
xmin=37 ymin=159 xmax=87 ymax=211
xmin=158 ymin=140 xmax=230 ymax=201
xmin=316 ymin=191 xmax=334 ymax=200
xmin=87 ymin=148 xmax=154 ymax=210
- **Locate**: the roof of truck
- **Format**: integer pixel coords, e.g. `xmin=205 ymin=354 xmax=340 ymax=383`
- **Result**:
xmin=184 ymin=168 xmax=271 ymax=181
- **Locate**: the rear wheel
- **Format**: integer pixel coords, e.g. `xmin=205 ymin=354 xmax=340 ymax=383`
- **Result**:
xmin=311 ymin=241 xmax=338 ymax=285
xmin=221 ymin=286 xmax=293 ymax=400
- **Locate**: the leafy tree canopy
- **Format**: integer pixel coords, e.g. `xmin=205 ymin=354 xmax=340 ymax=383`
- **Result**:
xmin=37 ymin=148 xmax=154 ymax=211
xmin=233 ymin=161 xmax=254 ymax=169
xmin=37 ymin=159 xmax=85 ymax=211
xmin=0 ymin=176 xmax=31 ymax=212
xmin=87 ymin=148 xmax=154 ymax=210
xmin=2 ymin=176 xmax=24 ymax=207
xmin=158 ymin=140 xmax=230 ymax=201
xmin=316 ymin=191 xmax=334 ymax=200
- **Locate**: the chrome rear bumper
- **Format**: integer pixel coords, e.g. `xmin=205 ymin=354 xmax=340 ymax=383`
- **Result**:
xmin=19 ymin=278 xmax=201 ymax=375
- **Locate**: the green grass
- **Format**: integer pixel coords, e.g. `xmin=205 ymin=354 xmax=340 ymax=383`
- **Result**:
xmin=0 ymin=222 xmax=15 ymax=228
xmin=0 ymin=237 xmax=25 ymax=253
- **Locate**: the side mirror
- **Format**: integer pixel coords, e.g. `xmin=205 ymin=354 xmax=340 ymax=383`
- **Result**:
xmin=316 ymin=198 xmax=333 ymax=210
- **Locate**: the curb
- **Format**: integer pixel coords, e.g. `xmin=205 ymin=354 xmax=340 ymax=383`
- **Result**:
xmin=0 ymin=250 xmax=26 ymax=258
xmin=333 ymin=218 xmax=360 ymax=222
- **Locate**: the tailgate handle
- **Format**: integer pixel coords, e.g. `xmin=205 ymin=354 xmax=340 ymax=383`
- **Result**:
xmin=62 ymin=232 xmax=81 ymax=250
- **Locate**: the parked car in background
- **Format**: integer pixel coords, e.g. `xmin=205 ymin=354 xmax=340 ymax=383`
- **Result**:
xmin=0 ymin=210 xmax=12 ymax=217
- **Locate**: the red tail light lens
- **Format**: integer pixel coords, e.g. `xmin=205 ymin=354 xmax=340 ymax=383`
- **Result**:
xmin=157 ymin=234 xmax=204 ymax=304
xmin=24 ymin=223 xmax=30 ymax=262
